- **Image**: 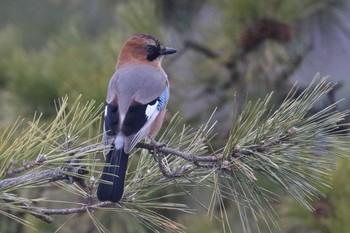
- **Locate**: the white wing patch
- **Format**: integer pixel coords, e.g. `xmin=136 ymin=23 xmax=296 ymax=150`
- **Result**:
xmin=145 ymin=101 xmax=159 ymax=119
xmin=125 ymin=86 xmax=169 ymax=153
xmin=104 ymin=105 xmax=108 ymax=117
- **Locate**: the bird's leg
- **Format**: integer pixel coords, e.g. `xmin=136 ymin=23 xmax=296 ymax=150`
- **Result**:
xmin=148 ymin=137 xmax=166 ymax=152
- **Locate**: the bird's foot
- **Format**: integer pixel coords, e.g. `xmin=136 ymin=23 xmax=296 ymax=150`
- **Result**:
xmin=149 ymin=137 xmax=166 ymax=153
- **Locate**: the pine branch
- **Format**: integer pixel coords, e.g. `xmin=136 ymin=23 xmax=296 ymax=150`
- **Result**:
xmin=13 ymin=202 xmax=54 ymax=223
xmin=37 ymin=201 xmax=117 ymax=215
xmin=0 ymin=169 xmax=67 ymax=189
xmin=12 ymin=200 xmax=117 ymax=224
xmin=0 ymin=76 xmax=349 ymax=233
xmin=5 ymin=154 xmax=46 ymax=175
xmin=0 ymin=141 xmax=221 ymax=190
xmin=137 ymin=142 xmax=221 ymax=163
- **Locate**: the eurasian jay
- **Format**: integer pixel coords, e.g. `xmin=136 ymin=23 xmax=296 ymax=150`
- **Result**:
xmin=97 ymin=34 xmax=176 ymax=202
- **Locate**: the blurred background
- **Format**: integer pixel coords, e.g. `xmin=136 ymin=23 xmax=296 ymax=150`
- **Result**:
xmin=0 ymin=0 xmax=350 ymax=232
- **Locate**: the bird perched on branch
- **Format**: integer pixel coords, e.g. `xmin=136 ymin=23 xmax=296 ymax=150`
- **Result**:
xmin=97 ymin=34 xmax=177 ymax=202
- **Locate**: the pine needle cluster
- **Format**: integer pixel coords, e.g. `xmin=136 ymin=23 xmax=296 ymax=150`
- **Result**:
xmin=0 ymin=75 xmax=349 ymax=233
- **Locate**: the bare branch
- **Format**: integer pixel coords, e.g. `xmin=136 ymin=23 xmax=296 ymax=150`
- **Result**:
xmin=184 ymin=40 xmax=220 ymax=58
xmin=0 ymin=168 xmax=67 ymax=189
xmin=231 ymin=127 xmax=296 ymax=158
xmin=136 ymin=142 xmax=221 ymax=163
xmin=156 ymin=154 xmax=194 ymax=178
xmin=38 ymin=201 xmax=118 ymax=215
xmin=6 ymin=154 xmax=46 ymax=176
xmin=16 ymin=202 xmax=54 ymax=223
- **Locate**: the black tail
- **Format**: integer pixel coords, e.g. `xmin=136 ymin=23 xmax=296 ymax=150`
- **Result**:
xmin=97 ymin=148 xmax=129 ymax=202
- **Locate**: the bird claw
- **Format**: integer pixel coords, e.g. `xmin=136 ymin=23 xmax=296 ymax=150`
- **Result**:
xmin=149 ymin=137 xmax=166 ymax=153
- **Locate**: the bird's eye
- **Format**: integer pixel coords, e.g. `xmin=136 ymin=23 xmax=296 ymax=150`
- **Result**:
xmin=145 ymin=45 xmax=156 ymax=53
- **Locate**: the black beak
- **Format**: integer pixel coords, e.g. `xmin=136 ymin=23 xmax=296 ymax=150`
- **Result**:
xmin=160 ymin=47 xmax=177 ymax=55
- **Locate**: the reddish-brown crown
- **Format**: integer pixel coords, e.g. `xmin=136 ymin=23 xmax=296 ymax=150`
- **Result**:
xmin=117 ymin=34 xmax=163 ymax=68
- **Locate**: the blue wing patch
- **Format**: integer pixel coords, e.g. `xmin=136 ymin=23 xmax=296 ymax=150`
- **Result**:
xmin=121 ymin=86 xmax=169 ymax=137
xmin=157 ymin=86 xmax=169 ymax=111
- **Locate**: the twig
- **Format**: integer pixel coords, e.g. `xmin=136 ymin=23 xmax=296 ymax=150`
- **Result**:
xmin=4 ymin=143 xmax=104 ymax=177
xmin=1 ymin=168 xmax=70 ymax=223
xmin=0 ymin=168 xmax=67 ymax=189
xmin=6 ymin=154 xmax=46 ymax=175
xmin=184 ymin=40 xmax=220 ymax=58
xmin=136 ymin=142 xmax=221 ymax=163
xmin=39 ymin=201 xmax=119 ymax=215
xmin=12 ymin=201 xmax=119 ymax=223
xmin=18 ymin=202 xmax=54 ymax=223
xmin=231 ymin=129 xmax=294 ymax=158
xmin=157 ymin=154 xmax=187 ymax=178
xmin=86 ymin=177 xmax=97 ymax=206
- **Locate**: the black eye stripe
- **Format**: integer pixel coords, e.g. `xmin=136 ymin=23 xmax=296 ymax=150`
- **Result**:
xmin=147 ymin=52 xmax=160 ymax=61
xmin=145 ymin=44 xmax=161 ymax=61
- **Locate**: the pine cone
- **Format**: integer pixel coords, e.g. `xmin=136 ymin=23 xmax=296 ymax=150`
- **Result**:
xmin=240 ymin=18 xmax=292 ymax=52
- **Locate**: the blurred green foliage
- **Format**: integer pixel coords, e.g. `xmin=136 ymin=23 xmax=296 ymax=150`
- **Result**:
xmin=280 ymin=158 xmax=350 ymax=233
xmin=0 ymin=25 xmax=119 ymax=116
xmin=0 ymin=0 xmax=164 ymax=118
xmin=0 ymin=0 xmax=350 ymax=233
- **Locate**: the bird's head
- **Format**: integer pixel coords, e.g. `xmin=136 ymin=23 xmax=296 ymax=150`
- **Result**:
xmin=117 ymin=34 xmax=177 ymax=68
